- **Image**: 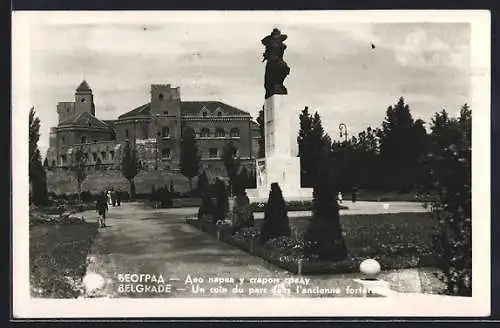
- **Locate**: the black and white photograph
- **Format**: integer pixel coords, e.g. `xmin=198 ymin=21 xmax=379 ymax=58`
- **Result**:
xmin=12 ymin=10 xmax=490 ymax=318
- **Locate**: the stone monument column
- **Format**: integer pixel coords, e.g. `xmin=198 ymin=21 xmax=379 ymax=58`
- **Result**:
xmin=246 ymin=28 xmax=312 ymax=202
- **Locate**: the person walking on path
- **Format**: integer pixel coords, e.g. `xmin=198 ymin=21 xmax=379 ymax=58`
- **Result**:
xmin=96 ymin=191 xmax=109 ymax=228
xmin=107 ymin=190 xmax=113 ymax=206
xmin=337 ymin=191 xmax=343 ymax=204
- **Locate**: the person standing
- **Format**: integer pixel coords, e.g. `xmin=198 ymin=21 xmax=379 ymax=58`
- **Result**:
xmin=337 ymin=191 xmax=343 ymax=204
xmin=96 ymin=191 xmax=108 ymax=228
xmin=116 ymin=189 xmax=121 ymax=206
xmin=111 ymin=189 xmax=117 ymax=207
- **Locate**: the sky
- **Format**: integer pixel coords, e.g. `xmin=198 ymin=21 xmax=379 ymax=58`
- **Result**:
xmin=24 ymin=13 xmax=472 ymax=157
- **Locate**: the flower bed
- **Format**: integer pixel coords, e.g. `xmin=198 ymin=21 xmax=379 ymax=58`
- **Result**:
xmin=187 ymin=212 xmax=437 ymax=275
xmin=30 ymin=221 xmax=99 ymax=298
xmin=249 ymin=200 xmax=348 ymax=212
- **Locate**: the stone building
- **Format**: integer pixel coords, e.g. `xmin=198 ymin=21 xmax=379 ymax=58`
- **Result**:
xmin=46 ymin=81 xmax=261 ymax=179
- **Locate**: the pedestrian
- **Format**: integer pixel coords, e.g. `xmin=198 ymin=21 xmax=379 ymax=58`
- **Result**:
xmin=96 ymin=191 xmax=108 ymax=228
xmin=107 ymin=190 xmax=113 ymax=206
xmin=111 ymin=189 xmax=117 ymax=207
xmin=116 ymin=189 xmax=121 ymax=206
xmin=337 ymin=191 xmax=343 ymax=204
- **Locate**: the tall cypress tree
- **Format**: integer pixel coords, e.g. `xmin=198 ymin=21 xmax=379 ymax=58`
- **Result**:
xmin=180 ymin=128 xmax=201 ymax=191
xmin=29 ymin=107 xmax=48 ymax=205
xmin=121 ymin=140 xmax=140 ymax=198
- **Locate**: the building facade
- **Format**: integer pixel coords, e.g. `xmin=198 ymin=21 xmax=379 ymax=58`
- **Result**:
xmin=46 ymin=81 xmax=261 ymax=179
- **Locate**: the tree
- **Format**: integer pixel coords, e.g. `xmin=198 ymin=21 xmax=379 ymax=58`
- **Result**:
xmin=121 ymin=141 xmax=140 ymax=198
xmin=196 ymin=171 xmax=209 ymax=196
xmin=377 ymin=97 xmax=428 ymax=192
xmin=420 ymin=104 xmax=472 ymax=296
xmin=304 ymin=146 xmax=347 ymax=261
xmin=257 ymin=107 xmax=265 ymax=158
xmin=72 ymin=148 xmax=87 ymax=200
xmin=222 ymin=141 xmax=241 ymax=196
xmin=180 ymin=128 xmax=200 ymax=191
xmin=213 ymin=178 xmax=229 ymax=223
xmin=29 ymin=107 xmax=48 ymax=205
xmin=297 ymin=106 xmax=313 ymax=186
xmin=260 ymin=182 xmax=290 ymax=243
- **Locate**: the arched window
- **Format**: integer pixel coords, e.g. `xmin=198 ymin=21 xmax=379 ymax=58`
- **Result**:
xmin=230 ymin=128 xmax=240 ymax=138
xmin=215 ymin=128 xmax=225 ymax=138
xmin=217 ymin=111 xmax=222 ymax=117
xmin=81 ymin=136 xmax=87 ymax=144
xmin=202 ymin=111 xmax=208 ymax=117
xmin=161 ymin=126 xmax=170 ymax=138
xmin=200 ymin=128 xmax=210 ymax=138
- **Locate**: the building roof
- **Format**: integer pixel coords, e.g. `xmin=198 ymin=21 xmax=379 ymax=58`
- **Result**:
xmin=118 ymin=101 xmax=250 ymax=119
xmin=59 ymin=111 xmax=113 ymax=130
xmin=76 ymin=80 xmax=92 ymax=92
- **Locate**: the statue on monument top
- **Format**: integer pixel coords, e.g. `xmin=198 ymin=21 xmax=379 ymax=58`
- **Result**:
xmin=261 ymin=28 xmax=290 ymax=99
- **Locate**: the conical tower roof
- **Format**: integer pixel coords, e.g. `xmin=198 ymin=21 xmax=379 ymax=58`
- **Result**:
xmin=76 ymin=80 xmax=92 ymax=92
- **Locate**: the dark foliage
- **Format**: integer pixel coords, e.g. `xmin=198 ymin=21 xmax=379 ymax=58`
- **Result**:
xmin=260 ymin=183 xmax=291 ymax=243
xmin=420 ymin=104 xmax=472 ymax=296
xmin=213 ymin=178 xmax=229 ymax=224
xmin=304 ymin=148 xmax=347 ymax=261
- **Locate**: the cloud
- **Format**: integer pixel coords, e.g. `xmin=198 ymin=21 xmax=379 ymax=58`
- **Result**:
xmin=24 ymin=20 xmax=472 ymax=159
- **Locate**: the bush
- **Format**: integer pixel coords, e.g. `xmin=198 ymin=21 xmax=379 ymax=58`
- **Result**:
xmin=213 ymin=178 xmax=229 ymax=224
xmin=80 ymin=191 xmax=92 ymax=202
xmin=304 ymin=150 xmax=347 ymax=261
xmin=158 ymin=186 xmax=173 ymax=208
xmin=260 ymin=183 xmax=290 ymax=243
xmin=229 ymin=192 xmax=254 ymax=230
xmin=198 ymin=190 xmax=215 ymax=221
xmin=420 ymin=105 xmax=472 ymax=296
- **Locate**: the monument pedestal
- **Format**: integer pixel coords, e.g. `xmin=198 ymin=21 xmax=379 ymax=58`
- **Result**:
xmin=246 ymin=95 xmax=313 ymax=203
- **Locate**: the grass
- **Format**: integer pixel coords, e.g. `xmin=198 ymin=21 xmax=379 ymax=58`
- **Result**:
xmin=30 ymin=222 xmax=99 ymax=298
xmin=189 ymin=212 xmax=439 ymax=275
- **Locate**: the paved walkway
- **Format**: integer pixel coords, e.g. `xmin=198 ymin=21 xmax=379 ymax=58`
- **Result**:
xmin=82 ymin=202 xmax=379 ymax=298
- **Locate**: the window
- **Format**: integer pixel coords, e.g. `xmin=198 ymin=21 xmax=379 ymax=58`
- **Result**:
xmin=84 ymin=153 xmax=89 ymax=161
xmin=110 ymin=151 xmax=115 ymax=160
xmin=125 ymin=129 xmax=129 ymax=138
xmin=215 ymin=128 xmax=225 ymax=138
xmin=161 ymin=126 xmax=170 ymax=138
xmin=81 ymin=136 xmax=87 ymax=144
xmin=142 ymin=125 xmax=149 ymax=138
xmin=162 ymin=148 xmax=171 ymax=159
xmin=230 ymin=128 xmax=240 ymax=138
xmin=159 ymin=93 xmax=164 ymax=100
xmin=61 ymin=136 xmax=65 ymax=144
xmin=163 ymin=111 xmax=168 ymax=115
xmin=100 ymin=151 xmax=106 ymax=160
xmin=217 ymin=111 xmax=222 ymax=117
xmin=81 ymin=98 xmax=85 ymax=102
xmin=202 ymin=111 xmax=208 ymax=117
xmin=92 ymin=152 xmax=98 ymax=162
xmin=200 ymin=128 xmax=210 ymax=138
xmin=209 ymin=148 xmax=219 ymax=158
xmin=66 ymin=108 xmax=69 ymax=113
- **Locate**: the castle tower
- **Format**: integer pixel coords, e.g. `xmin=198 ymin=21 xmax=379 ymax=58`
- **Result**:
xmin=74 ymin=80 xmax=95 ymax=116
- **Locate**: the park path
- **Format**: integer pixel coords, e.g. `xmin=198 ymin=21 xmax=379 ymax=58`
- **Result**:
xmin=80 ymin=202 xmax=379 ymax=299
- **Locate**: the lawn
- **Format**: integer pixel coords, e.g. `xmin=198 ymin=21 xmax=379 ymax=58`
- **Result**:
xmin=189 ymin=212 xmax=439 ymax=275
xmin=30 ymin=222 xmax=98 ymax=298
